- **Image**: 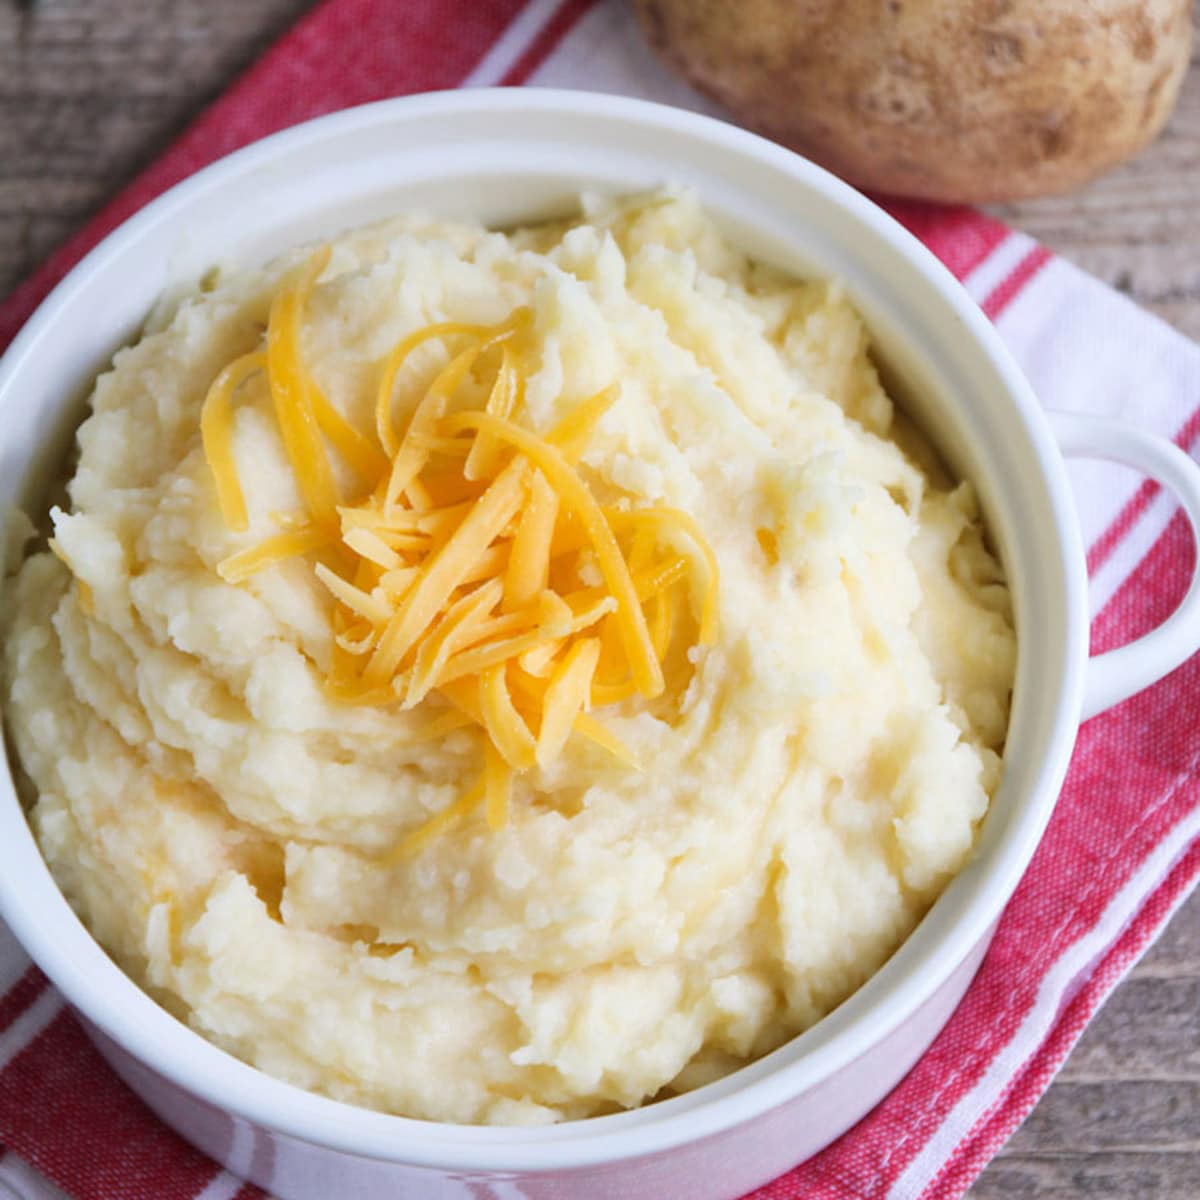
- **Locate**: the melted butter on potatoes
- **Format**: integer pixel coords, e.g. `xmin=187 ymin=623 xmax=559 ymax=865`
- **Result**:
xmin=2 ymin=192 xmax=1015 ymax=1124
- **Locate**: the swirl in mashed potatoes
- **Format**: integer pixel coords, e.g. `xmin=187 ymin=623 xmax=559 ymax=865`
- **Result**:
xmin=2 ymin=193 xmax=1015 ymax=1124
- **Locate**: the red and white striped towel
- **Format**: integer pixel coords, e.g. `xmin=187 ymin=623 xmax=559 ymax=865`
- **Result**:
xmin=2 ymin=3 xmax=1198 ymax=1198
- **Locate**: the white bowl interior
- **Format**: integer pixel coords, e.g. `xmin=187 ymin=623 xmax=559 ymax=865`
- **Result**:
xmin=0 ymin=91 xmax=1087 ymax=1168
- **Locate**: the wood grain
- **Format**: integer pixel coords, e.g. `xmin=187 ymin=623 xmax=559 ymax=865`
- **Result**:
xmin=0 ymin=3 xmax=1197 ymax=1198
xmin=991 ymin=2 xmax=1200 ymax=343
xmin=0 ymin=0 xmax=313 ymax=294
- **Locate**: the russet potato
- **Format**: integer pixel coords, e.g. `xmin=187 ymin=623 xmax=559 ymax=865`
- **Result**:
xmin=632 ymin=0 xmax=1192 ymax=203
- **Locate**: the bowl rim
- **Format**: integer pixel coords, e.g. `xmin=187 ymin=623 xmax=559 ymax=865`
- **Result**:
xmin=0 ymin=86 xmax=1087 ymax=1171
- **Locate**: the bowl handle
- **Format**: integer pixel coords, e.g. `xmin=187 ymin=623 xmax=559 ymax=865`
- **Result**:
xmin=1049 ymin=411 xmax=1200 ymax=720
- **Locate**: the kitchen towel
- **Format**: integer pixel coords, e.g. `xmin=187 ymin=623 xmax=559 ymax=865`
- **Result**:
xmin=1 ymin=2 xmax=1199 ymax=1198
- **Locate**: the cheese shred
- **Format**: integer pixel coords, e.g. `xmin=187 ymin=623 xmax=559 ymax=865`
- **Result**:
xmin=200 ymin=251 xmax=720 ymax=854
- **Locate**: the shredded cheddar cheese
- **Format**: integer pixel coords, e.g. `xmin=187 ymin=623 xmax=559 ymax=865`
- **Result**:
xmin=200 ymin=247 xmax=720 ymax=853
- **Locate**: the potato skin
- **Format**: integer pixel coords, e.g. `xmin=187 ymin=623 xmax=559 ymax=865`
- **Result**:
xmin=632 ymin=0 xmax=1192 ymax=203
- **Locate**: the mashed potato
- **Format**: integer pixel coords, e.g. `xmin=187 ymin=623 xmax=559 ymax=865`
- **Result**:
xmin=2 ymin=192 xmax=1015 ymax=1124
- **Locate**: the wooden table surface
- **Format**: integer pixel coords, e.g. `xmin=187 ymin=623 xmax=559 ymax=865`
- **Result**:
xmin=1 ymin=2 xmax=1197 ymax=1196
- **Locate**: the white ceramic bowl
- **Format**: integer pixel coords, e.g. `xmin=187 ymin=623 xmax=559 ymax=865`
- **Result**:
xmin=3 ymin=90 xmax=1200 ymax=1200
